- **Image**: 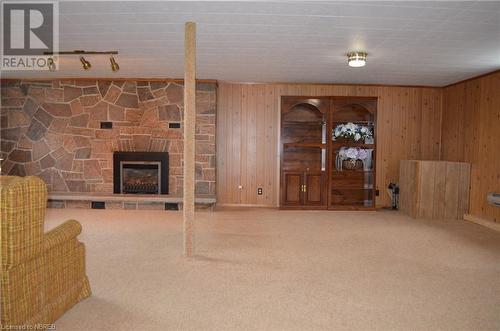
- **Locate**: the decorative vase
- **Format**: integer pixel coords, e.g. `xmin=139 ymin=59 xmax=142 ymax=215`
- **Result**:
xmin=336 ymin=154 xmax=343 ymax=170
xmin=342 ymin=159 xmax=363 ymax=170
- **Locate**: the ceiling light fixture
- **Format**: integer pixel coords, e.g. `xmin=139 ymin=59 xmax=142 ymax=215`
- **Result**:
xmin=347 ymin=51 xmax=367 ymax=68
xmin=47 ymin=58 xmax=56 ymax=71
xmin=110 ymin=56 xmax=120 ymax=72
xmin=80 ymin=56 xmax=91 ymax=70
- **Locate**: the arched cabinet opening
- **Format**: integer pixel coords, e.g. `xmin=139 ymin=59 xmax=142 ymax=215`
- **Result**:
xmin=282 ymin=102 xmax=326 ymax=145
xmin=333 ymin=103 xmax=374 ymax=122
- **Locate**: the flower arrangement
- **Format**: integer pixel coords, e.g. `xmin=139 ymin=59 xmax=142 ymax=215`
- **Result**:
xmin=336 ymin=147 xmax=372 ymax=170
xmin=333 ymin=122 xmax=373 ymax=142
xmin=338 ymin=147 xmax=369 ymax=161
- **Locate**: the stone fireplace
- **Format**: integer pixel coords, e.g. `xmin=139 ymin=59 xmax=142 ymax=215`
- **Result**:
xmin=0 ymin=79 xmax=216 ymax=196
xmin=113 ymin=151 xmax=168 ymax=194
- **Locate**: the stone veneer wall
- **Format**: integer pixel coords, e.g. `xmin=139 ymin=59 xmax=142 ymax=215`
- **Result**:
xmin=0 ymin=79 xmax=216 ymax=195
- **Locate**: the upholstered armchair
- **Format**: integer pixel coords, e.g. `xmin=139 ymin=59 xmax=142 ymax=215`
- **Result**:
xmin=0 ymin=176 xmax=91 ymax=328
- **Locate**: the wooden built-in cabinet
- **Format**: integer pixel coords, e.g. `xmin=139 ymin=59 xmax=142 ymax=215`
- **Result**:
xmin=280 ymin=97 xmax=328 ymax=209
xmin=282 ymin=172 xmax=325 ymax=206
xmin=280 ymin=96 xmax=377 ymax=210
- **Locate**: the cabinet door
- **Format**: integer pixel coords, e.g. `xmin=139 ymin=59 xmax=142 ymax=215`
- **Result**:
xmin=282 ymin=172 xmax=304 ymax=206
xmin=304 ymin=173 xmax=325 ymax=206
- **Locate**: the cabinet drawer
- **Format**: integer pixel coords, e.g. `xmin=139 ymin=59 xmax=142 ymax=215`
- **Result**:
xmin=332 ymin=171 xmax=373 ymax=189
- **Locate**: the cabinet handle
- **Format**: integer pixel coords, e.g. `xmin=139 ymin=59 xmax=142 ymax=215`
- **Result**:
xmin=301 ymin=184 xmax=307 ymax=192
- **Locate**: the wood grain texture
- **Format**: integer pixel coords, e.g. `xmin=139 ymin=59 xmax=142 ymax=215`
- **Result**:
xmin=183 ymin=22 xmax=196 ymax=256
xmin=399 ymin=160 xmax=470 ymax=220
xmin=441 ymin=71 xmax=500 ymax=223
xmin=217 ymin=83 xmax=442 ymax=207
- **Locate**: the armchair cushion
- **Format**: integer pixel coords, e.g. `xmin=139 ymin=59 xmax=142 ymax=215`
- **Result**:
xmin=1 ymin=176 xmax=91 ymax=328
xmin=1 ymin=176 xmax=46 ymax=271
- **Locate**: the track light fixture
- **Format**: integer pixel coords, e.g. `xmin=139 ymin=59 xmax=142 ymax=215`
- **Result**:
xmin=47 ymin=58 xmax=56 ymax=71
xmin=44 ymin=50 xmax=119 ymax=71
xmin=110 ymin=56 xmax=120 ymax=72
xmin=80 ymin=56 xmax=91 ymax=70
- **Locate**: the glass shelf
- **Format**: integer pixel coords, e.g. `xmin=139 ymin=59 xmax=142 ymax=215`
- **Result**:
xmin=283 ymin=142 xmax=326 ymax=148
xmin=332 ymin=142 xmax=375 ymax=148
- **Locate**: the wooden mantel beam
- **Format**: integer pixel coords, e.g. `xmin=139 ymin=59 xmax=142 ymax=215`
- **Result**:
xmin=183 ymin=22 xmax=196 ymax=257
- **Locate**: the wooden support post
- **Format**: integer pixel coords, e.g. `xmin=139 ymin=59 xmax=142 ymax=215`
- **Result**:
xmin=183 ymin=22 xmax=196 ymax=257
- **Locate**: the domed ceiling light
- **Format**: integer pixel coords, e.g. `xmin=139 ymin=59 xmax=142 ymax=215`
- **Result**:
xmin=347 ymin=51 xmax=367 ymax=67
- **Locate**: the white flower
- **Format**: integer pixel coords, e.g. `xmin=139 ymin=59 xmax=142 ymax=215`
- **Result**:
xmin=345 ymin=147 xmax=358 ymax=159
xmin=360 ymin=127 xmax=367 ymax=133
xmin=358 ymin=149 xmax=368 ymax=160
xmin=354 ymin=133 xmax=361 ymax=141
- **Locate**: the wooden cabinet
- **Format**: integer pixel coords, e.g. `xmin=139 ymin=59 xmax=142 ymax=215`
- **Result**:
xmin=304 ymin=172 xmax=325 ymax=206
xmin=280 ymin=97 xmax=328 ymax=209
xmin=329 ymin=97 xmax=377 ymax=210
xmin=280 ymin=96 xmax=377 ymax=210
xmin=281 ymin=172 xmax=325 ymax=207
xmin=282 ymin=172 xmax=303 ymax=206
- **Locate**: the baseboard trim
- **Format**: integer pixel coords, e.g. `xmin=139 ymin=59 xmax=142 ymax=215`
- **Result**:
xmin=464 ymin=214 xmax=500 ymax=233
xmin=216 ymin=203 xmax=278 ymax=208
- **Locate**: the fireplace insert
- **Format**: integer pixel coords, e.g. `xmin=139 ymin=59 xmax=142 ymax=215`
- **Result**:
xmin=113 ymin=152 xmax=168 ymax=194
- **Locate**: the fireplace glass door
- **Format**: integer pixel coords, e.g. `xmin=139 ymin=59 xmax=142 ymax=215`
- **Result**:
xmin=120 ymin=161 xmax=161 ymax=194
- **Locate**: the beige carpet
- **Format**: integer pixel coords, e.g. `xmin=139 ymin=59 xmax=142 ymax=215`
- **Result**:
xmin=44 ymin=208 xmax=500 ymax=331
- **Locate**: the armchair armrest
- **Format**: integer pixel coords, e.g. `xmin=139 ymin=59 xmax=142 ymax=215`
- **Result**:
xmin=43 ymin=220 xmax=82 ymax=251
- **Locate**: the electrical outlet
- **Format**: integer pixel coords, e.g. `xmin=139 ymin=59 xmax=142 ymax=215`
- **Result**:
xmin=257 ymin=188 xmax=263 ymax=195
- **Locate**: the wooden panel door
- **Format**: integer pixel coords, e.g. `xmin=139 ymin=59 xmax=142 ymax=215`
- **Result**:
xmin=304 ymin=173 xmax=325 ymax=206
xmin=282 ymin=172 xmax=304 ymax=206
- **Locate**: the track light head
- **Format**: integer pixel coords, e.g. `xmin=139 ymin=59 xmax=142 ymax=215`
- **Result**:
xmin=47 ymin=58 xmax=56 ymax=71
xmin=110 ymin=56 xmax=120 ymax=72
xmin=80 ymin=56 xmax=91 ymax=70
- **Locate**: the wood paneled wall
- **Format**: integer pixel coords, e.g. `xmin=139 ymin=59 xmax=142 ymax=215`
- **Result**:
xmin=217 ymin=83 xmax=442 ymax=207
xmin=441 ymin=71 xmax=500 ymax=222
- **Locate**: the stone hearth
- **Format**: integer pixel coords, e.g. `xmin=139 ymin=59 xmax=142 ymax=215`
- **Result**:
xmin=0 ymin=79 xmax=216 ymax=195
